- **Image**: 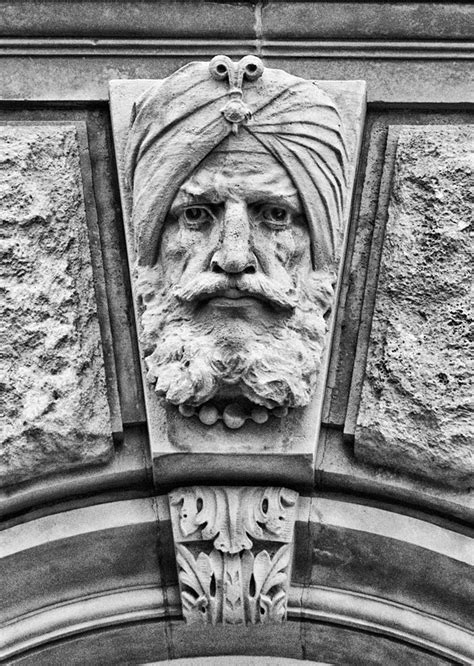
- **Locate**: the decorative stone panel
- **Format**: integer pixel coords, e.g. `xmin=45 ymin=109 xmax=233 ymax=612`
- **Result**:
xmin=110 ymin=63 xmax=365 ymax=488
xmin=169 ymin=486 xmax=298 ymax=625
xmin=0 ymin=124 xmax=114 ymax=485
xmin=354 ymin=125 xmax=473 ymax=487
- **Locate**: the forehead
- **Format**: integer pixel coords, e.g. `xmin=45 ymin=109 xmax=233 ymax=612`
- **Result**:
xmin=177 ymin=140 xmax=298 ymax=202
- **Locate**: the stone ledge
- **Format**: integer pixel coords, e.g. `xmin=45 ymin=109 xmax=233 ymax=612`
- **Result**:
xmin=0 ymin=56 xmax=471 ymax=105
xmin=0 ymin=38 xmax=472 ymax=59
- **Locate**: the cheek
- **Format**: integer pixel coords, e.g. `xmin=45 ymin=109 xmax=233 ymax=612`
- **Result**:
xmin=159 ymin=222 xmax=217 ymax=281
xmin=179 ymin=224 xmax=218 ymax=269
xmin=290 ymin=227 xmax=312 ymax=266
xmin=160 ymin=223 xmax=186 ymax=260
xmin=258 ymin=227 xmax=309 ymax=270
xmin=274 ymin=231 xmax=296 ymax=265
xmin=158 ymin=224 xmax=188 ymax=284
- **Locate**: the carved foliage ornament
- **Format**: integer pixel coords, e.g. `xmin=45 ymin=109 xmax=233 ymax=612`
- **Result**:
xmin=169 ymin=486 xmax=298 ymax=625
xmin=125 ymin=55 xmax=350 ymax=428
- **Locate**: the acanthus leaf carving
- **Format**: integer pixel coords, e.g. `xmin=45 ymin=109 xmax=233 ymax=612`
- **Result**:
xmin=175 ymin=544 xmax=222 ymax=624
xmin=169 ymin=486 xmax=298 ymax=625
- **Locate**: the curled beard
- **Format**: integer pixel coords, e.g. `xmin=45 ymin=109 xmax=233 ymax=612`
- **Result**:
xmin=136 ymin=266 xmax=335 ymax=409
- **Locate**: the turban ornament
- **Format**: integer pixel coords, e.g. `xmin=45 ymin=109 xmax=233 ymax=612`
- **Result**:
xmin=209 ymin=55 xmax=264 ymax=134
xmin=126 ymin=57 xmax=348 ymax=271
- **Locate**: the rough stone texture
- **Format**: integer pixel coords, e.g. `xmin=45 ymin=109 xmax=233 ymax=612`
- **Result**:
xmin=355 ymin=126 xmax=473 ymax=488
xmin=0 ymin=125 xmax=113 ymax=485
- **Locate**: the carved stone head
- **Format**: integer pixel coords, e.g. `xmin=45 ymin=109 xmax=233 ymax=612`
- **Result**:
xmin=125 ymin=56 xmax=348 ymax=428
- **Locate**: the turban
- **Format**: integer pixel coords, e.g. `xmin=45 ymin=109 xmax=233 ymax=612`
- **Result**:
xmin=125 ymin=58 xmax=348 ymax=270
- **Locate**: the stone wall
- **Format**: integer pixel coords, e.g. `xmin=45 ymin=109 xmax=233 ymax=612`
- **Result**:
xmin=0 ymin=2 xmax=472 ymax=664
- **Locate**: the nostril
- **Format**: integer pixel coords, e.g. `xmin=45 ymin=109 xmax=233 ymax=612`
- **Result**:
xmin=244 ymin=265 xmax=256 ymax=274
xmin=211 ymin=262 xmax=224 ymax=274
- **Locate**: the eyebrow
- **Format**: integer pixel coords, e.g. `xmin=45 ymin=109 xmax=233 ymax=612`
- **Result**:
xmin=171 ymin=186 xmax=303 ymax=215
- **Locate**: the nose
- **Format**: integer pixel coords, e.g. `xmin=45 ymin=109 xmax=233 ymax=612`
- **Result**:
xmin=210 ymin=201 xmax=257 ymax=275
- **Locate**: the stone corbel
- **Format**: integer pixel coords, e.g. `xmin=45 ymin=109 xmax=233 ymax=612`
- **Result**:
xmin=168 ymin=486 xmax=299 ymax=625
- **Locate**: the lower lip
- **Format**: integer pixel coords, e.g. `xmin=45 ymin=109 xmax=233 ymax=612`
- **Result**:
xmin=207 ymin=297 xmax=261 ymax=308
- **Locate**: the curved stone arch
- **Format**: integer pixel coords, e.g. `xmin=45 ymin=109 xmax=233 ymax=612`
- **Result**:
xmin=3 ymin=584 xmax=473 ymax=664
xmin=148 ymin=654 xmax=331 ymax=666
xmin=2 ymin=497 xmax=473 ymax=664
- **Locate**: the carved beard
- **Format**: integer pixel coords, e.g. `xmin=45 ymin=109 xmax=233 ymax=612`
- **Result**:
xmin=136 ymin=266 xmax=335 ymax=409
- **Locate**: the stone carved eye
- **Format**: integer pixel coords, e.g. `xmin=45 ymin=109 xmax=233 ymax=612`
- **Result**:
xmin=257 ymin=204 xmax=291 ymax=229
xmin=181 ymin=205 xmax=215 ymax=229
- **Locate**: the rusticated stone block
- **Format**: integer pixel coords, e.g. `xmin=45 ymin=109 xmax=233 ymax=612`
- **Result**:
xmin=355 ymin=126 xmax=473 ymax=487
xmin=1 ymin=125 xmax=113 ymax=485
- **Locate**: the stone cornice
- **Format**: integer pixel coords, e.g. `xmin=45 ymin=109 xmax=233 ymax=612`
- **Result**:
xmin=0 ymin=38 xmax=472 ymax=60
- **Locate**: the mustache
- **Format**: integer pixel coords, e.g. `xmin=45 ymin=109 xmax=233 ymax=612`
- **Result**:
xmin=174 ymin=273 xmax=298 ymax=311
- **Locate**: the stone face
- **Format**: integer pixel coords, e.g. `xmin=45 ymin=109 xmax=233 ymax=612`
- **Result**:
xmin=0 ymin=124 xmax=113 ymax=485
xmin=355 ymin=126 xmax=473 ymax=487
xmin=125 ymin=56 xmax=349 ymax=420
xmin=110 ymin=66 xmax=365 ymax=487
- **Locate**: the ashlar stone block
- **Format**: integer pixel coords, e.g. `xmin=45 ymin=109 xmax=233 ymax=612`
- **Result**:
xmin=355 ymin=125 xmax=473 ymax=487
xmin=1 ymin=124 xmax=114 ymax=486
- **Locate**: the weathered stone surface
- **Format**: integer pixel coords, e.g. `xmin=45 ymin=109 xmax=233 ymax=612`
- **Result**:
xmin=355 ymin=126 xmax=473 ymax=487
xmin=0 ymin=125 xmax=113 ymax=485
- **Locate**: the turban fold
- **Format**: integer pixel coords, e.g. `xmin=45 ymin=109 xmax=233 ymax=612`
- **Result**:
xmin=125 ymin=60 xmax=348 ymax=270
